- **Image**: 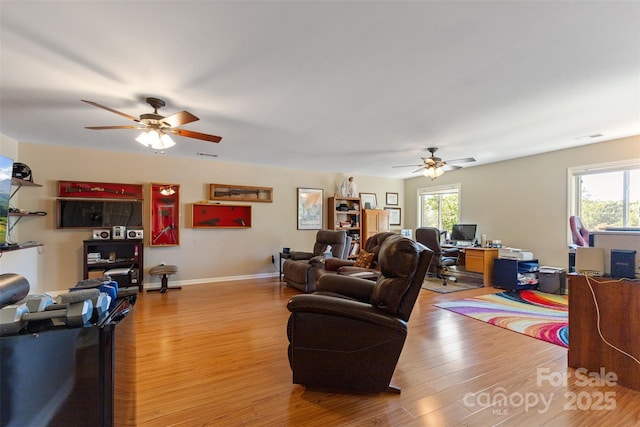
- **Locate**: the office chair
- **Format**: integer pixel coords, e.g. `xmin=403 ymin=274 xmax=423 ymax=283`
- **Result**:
xmin=415 ymin=227 xmax=460 ymax=285
xmin=569 ymin=216 xmax=590 ymax=247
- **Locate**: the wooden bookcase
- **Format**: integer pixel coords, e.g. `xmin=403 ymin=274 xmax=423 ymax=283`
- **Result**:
xmin=327 ymin=196 xmax=361 ymax=257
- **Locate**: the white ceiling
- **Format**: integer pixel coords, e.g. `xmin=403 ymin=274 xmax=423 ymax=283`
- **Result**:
xmin=1 ymin=1 xmax=638 ymax=179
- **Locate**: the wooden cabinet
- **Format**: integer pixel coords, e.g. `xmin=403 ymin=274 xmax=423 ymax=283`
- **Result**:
xmin=83 ymin=239 xmax=144 ymax=292
xmin=463 ymin=248 xmax=498 ymax=287
xmin=568 ymin=274 xmax=640 ymax=391
xmin=361 ymin=209 xmax=390 ymax=246
xmin=328 ymin=196 xmax=361 ymax=257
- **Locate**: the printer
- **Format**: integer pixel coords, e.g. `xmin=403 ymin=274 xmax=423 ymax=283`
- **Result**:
xmin=498 ymin=248 xmax=534 ymax=260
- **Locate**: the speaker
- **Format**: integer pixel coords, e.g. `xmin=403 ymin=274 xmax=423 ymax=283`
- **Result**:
xmin=92 ymin=230 xmax=110 ymax=240
xmin=127 ymin=229 xmax=143 ymax=240
xmin=112 ymin=226 xmax=126 ymax=240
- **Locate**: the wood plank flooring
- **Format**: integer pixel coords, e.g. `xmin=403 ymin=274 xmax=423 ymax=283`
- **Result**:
xmin=115 ymin=278 xmax=640 ymax=426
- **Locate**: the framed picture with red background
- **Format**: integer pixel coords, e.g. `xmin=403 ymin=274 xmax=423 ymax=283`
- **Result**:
xmin=150 ymin=183 xmax=179 ymax=246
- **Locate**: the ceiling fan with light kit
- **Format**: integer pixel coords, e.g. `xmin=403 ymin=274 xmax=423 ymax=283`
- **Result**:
xmin=82 ymin=97 xmax=222 ymax=150
xmin=392 ymin=147 xmax=475 ymax=178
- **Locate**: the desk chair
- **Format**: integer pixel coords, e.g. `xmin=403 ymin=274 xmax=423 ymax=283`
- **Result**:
xmin=569 ymin=216 xmax=590 ymax=247
xmin=415 ymin=227 xmax=460 ymax=285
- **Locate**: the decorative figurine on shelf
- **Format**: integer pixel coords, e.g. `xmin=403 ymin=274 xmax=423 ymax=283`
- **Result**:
xmin=346 ymin=176 xmax=357 ymax=197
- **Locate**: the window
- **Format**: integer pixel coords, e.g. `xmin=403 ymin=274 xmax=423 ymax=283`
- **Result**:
xmin=417 ymin=184 xmax=460 ymax=233
xmin=568 ymin=160 xmax=640 ymax=231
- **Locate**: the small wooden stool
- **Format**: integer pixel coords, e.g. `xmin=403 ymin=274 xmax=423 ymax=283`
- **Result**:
xmin=148 ymin=265 xmax=181 ymax=293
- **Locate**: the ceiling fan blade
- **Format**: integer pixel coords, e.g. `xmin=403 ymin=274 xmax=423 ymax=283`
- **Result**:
xmin=442 ymin=164 xmax=463 ymax=171
xmin=81 ymin=100 xmax=139 ymax=122
xmin=85 ymin=125 xmax=144 ymax=130
xmin=444 ymin=157 xmax=476 ymax=164
xmin=412 ymin=167 xmax=425 ymax=173
xmin=171 ymin=128 xmax=222 ymax=143
xmin=161 ymin=111 xmax=199 ymax=127
xmin=392 ymin=164 xmax=422 ymax=168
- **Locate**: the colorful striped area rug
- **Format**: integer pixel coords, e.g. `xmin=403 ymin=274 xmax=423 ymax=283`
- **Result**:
xmin=435 ymin=290 xmax=569 ymax=348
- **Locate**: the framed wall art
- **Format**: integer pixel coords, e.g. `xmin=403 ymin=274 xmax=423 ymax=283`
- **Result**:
xmin=297 ymin=188 xmax=323 ymax=230
xmin=150 ymin=183 xmax=179 ymax=246
xmin=58 ymin=180 xmax=143 ymax=199
xmin=191 ymin=203 xmax=252 ymax=228
xmin=209 ymin=183 xmax=273 ymax=202
xmin=385 ymin=207 xmax=401 ymax=226
xmin=359 ymin=193 xmax=377 ymax=210
xmin=385 ymin=192 xmax=398 ymax=206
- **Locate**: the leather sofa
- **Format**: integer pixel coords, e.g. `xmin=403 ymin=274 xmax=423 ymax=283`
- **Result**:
xmin=318 ymin=231 xmax=396 ymax=280
xmin=286 ymin=234 xmax=433 ymax=393
xmin=282 ymin=230 xmax=351 ymax=293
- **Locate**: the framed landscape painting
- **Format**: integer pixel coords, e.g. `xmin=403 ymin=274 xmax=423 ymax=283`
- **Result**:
xmin=297 ymin=188 xmax=323 ymax=230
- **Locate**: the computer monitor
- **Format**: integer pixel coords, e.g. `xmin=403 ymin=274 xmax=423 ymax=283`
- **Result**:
xmin=451 ymin=224 xmax=477 ymax=243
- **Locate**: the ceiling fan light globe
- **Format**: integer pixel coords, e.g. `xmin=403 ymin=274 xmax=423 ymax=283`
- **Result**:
xmin=157 ymin=133 xmax=176 ymax=149
xmin=136 ymin=131 xmax=151 ymax=147
xmin=435 ymin=167 xmax=445 ymax=177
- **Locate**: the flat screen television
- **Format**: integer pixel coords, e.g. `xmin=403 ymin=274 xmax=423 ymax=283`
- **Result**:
xmin=0 ymin=155 xmax=14 ymax=245
xmin=450 ymin=224 xmax=477 ymax=243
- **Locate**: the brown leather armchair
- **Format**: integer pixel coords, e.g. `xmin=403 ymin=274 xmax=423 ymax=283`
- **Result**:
xmin=282 ymin=230 xmax=351 ymax=293
xmin=319 ymin=231 xmax=396 ymax=280
xmin=286 ymin=234 xmax=433 ymax=393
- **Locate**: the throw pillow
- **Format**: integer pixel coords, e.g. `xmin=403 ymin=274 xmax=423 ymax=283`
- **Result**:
xmin=353 ymin=250 xmax=374 ymax=269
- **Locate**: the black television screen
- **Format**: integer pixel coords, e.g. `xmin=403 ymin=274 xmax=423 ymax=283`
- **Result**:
xmin=0 ymin=155 xmax=14 ymax=245
xmin=451 ymin=224 xmax=477 ymax=242
xmin=57 ymin=199 xmax=143 ymax=228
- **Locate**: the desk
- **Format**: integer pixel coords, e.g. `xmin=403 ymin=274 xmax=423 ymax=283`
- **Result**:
xmin=568 ymin=274 xmax=640 ymax=391
xmin=442 ymin=245 xmax=499 ymax=287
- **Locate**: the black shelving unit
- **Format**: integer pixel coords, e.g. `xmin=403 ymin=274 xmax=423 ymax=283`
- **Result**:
xmin=493 ymin=258 xmax=539 ymax=291
xmin=83 ymin=239 xmax=143 ymax=291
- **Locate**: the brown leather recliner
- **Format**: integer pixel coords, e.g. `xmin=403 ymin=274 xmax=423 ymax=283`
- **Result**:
xmin=282 ymin=230 xmax=351 ymax=293
xmin=286 ymin=234 xmax=433 ymax=393
xmin=319 ymin=231 xmax=397 ymax=280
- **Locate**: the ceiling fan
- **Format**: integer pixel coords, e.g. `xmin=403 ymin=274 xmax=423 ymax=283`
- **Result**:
xmin=82 ymin=97 xmax=222 ymax=150
xmin=392 ymin=147 xmax=475 ymax=178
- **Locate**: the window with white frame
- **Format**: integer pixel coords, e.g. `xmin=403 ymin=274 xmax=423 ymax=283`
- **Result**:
xmin=417 ymin=184 xmax=460 ymax=235
xmin=568 ymin=160 xmax=640 ymax=231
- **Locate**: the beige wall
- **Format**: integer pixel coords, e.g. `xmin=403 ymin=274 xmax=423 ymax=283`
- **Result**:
xmin=3 ymin=135 xmax=638 ymax=292
xmin=6 ymin=141 xmax=403 ymax=292
xmin=404 ymin=135 xmax=640 ymax=269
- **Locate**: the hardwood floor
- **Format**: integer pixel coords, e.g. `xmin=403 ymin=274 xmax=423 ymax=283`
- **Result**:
xmin=115 ymin=278 xmax=640 ymax=426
